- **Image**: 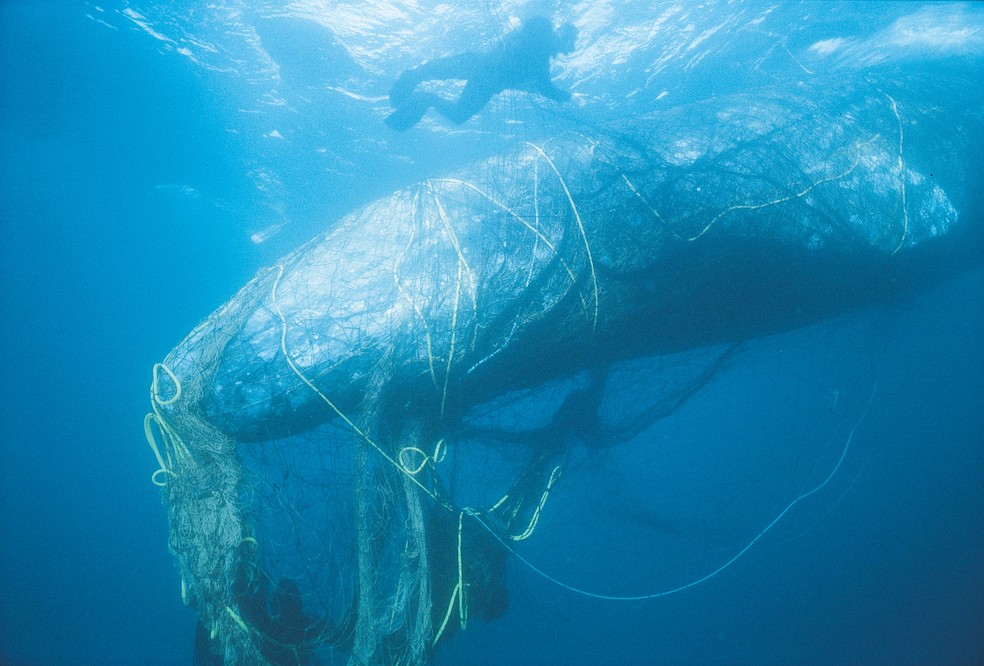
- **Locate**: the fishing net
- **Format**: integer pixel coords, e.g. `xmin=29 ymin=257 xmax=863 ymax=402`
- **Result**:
xmin=144 ymin=71 xmax=974 ymax=665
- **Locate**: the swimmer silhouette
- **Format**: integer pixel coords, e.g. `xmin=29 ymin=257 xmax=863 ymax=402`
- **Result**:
xmin=385 ymin=18 xmax=577 ymax=130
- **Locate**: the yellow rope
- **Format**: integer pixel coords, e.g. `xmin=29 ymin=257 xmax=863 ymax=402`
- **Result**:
xmin=433 ymin=438 xmax=447 ymax=464
xmin=143 ymin=414 xmax=171 ymax=486
xmin=432 ymin=583 xmax=461 ymax=646
xmin=398 ymin=447 xmax=430 ymax=475
xmin=621 ymin=174 xmax=665 ymax=223
xmin=226 ymin=606 xmax=250 ymax=635
xmin=473 ymin=382 xmax=879 ymax=600
xmin=456 ymin=509 xmax=468 ymax=630
xmin=430 ymin=185 xmax=481 ymax=417
xmin=682 ymin=135 xmax=879 ymax=242
xmin=430 ymin=185 xmax=478 ymax=318
xmin=397 ymin=438 xmax=448 ymax=475
xmin=510 ymin=466 xmax=562 ymax=541
xmin=393 ymin=192 xmax=440 ymax=387
xmin=144 ymin=362 xmax=193 ymax=486
xmin=432 ymin=510 xmax=468 ymax=646
xmin=434 ymin=178 xmax=582 ymax=290
xmin=270 ymin=265 xmax=450 ymax=509
xmin=488 ymin=493 xmax=510 ymax=512
xmin=444 ymin=260 xmax=463 ymax=417
xmin=151 ymin=362 xmax=181 ymax=405
xmin=883 ymin=92 xmax=909 ymax=255
xmin=525 ymin=142 xmax=600 ymax=330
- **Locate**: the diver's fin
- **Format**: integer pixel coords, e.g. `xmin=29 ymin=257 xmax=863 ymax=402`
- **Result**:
xmin=385 ymin=97 xmax=429 ymax=131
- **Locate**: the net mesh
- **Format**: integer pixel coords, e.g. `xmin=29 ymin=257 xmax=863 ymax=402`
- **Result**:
xmin=144 ymin=74 xmax=968 ymax=665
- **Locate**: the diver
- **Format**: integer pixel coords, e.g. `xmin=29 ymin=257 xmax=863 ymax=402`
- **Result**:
xmin=385 ymin=17 xmax=577 ymax=130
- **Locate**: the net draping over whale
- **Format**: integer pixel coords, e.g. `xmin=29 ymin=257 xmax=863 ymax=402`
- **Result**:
xmin=145 ymin=62 xmax=981 ymax=664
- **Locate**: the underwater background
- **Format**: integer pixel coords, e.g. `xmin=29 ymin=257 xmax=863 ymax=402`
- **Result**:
xmin=1 ymin=1 xmax=982 ymax=664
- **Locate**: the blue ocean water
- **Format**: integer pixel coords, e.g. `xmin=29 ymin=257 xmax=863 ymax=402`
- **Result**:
xmin=1 ymin=1 xmax=981 ymax=664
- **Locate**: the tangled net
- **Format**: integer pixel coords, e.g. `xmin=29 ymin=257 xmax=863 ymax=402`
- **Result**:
xmin=144 ymin=74 xmax=974 ymax=665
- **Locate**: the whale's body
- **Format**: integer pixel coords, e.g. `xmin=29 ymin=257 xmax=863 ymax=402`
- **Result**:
xmin=164 ymin=72 xmax=981 ymax=442
xmin=151 ymin=65 xmax=982 ymax=665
